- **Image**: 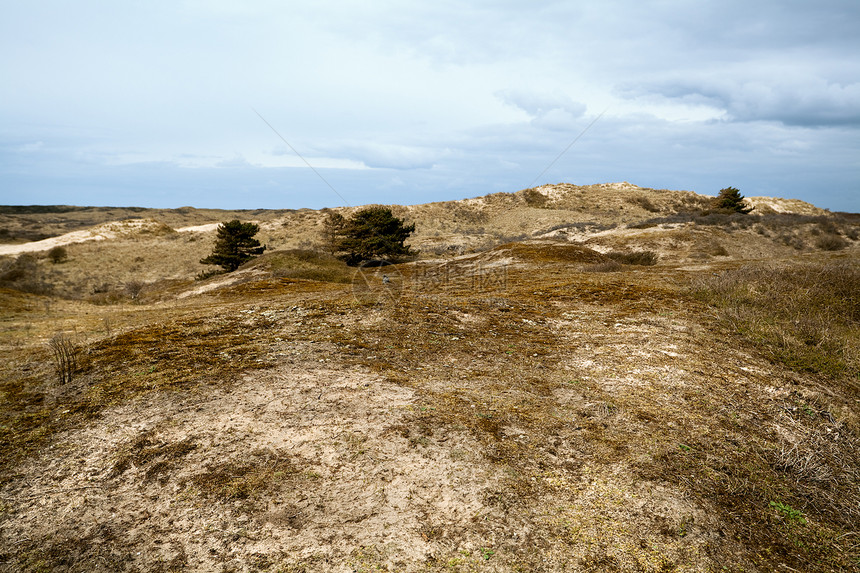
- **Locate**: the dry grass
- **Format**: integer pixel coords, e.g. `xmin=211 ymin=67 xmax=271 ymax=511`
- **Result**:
xmin=2 ymin=253 xmax=859 ymax=571
xmin=244 ymin=248 xmax=353 ymax=283
xmin=693 ymin=261 xmax=860 ymax=383
xmin=685 ymin=259 xmax=860 ymax=570
xmin=0 ymin=303 xmax=274 ymax=477
xmin=584 ymin=260 xmax=624 ymax=273
xmin=109 ymin=429 xmax=198 ymax=482
xmin=1 ymin=189 xmax=859 ymax=571
xmin=607 ymin=250 xmax=659 ymax=266
xmin=187 ymin=449 xmax=299 ymax=501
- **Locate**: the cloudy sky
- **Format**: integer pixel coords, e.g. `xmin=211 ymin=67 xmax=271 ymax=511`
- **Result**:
xmin=2 ymin=1 xmax=859 ymax=211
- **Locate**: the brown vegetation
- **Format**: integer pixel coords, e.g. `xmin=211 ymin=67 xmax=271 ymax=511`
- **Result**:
xmin=0 ymin=184 xmax=858 ymax=571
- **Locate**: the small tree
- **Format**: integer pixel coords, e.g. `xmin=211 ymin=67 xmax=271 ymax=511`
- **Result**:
xmin=332 ymin=206 xmax=416 ymax=266
xmin=200 ymin=220 xmax=266 ymax=272
xmin=48 ymin=246 xmax=68 ymax=264
xmin=715 ymin=187 xmax=753 ymax=214
xmin=321 ymin=211 xmax=347 ymax=255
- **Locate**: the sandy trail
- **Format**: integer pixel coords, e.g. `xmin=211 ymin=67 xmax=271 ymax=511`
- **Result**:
xmin=0 ymin=220 xmax=218 ymax=256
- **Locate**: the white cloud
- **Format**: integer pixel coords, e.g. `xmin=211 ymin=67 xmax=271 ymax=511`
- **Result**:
xmin=497 ymin=90 xmax=587 ymax=122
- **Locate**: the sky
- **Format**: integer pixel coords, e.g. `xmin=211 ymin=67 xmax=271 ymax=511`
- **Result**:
xmin=2 ymin=0 xmax=859 ymax=212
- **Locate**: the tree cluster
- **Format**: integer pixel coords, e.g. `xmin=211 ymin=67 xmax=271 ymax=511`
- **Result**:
xmin=324 ymin=206 xmax=416 ymax=266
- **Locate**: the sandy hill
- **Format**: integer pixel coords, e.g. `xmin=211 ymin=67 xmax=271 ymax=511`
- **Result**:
xmin=0 ymin=182 xmax=852 ymax=300
xmin=0 ymin=184 xmax=858 ymax=572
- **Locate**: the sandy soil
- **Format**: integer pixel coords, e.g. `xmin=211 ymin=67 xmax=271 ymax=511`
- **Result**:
xmin=0 ymin=185 xmax=857 ymax=572
xmin=0 ymin=219 xmax=175 ymax=256
xmin=4 ymin=255 xmax=850 ymax=571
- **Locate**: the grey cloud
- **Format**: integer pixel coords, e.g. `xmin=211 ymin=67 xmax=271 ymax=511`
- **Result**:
xmin=619 ymin=76 xmax=860 ymax=127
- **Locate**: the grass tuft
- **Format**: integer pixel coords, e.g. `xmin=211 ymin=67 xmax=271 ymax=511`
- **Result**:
xmin=188 ymin=449 xmax=297 ymax=500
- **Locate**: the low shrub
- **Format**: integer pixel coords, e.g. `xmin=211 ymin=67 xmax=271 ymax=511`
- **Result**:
xmin=124 ymin=280 xmax=146 ymax=300
xmin=815 ymin=234 xmax=847 ymax=251
xmin=708 ymin=244 xmax=730 ymax=257
xmin=625 ymin=195 xmax=660 ymax=213
xmin=0 ymin=254 xmax=52 ymax=294
xmin=607 ymin=250 xmax=659 ymax=266
xmin=816 ymin=220 xmax=839 ymax=235
xmin=523 ymin=188 xmax=548 ymax=207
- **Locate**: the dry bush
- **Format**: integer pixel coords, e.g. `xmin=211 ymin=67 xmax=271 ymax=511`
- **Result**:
xmin=86 ymin=282 xmax=127 ymax=305
xmin=707 ymin=243 xmax=729 ymax=257
xmin=48 ymin=333 xmax=78 ymax=384
xmin=816 ymin=220 xmax=839 ymax=235
xmin=423 ymin=243 xmax=467 ymax=257
xmin=195 ymin=268 xmax=223 ymax=281
xmin=815 ymin=233 xmax=847 ymax=251
xmin=624 ymin=195 xmax=660 ymax=213
xmin=124 ymin=280 xmax=146 ymax=300
xmin=543 ymin=221 xmax=615 ymax=234
xmin=0 ymin=253 xmax=52 ymax=294
xmin=493 ymin=233 xmax=530 ymax=245
xmin=778 ymin=233 xmax=806 ymax=250
xmin=691 ymin=212 xmax=740 ymax=227
xmin=628 ymin=220 xmax=659 ymax=229
xmin=630 ymin=211 xmax=851 ymax=233
xmin=607 ymin=250 xmax=659 ymax=266
xmin=522 ymin=188 xmax=548 ymax=207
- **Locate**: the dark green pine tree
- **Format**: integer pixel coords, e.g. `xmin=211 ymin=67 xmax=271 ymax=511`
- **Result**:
xmin=335 ymin=206 xmax=416 ymax=266
xmin=714 ymin=187 xmax=753 ymax=214
xmin=200 ymin=220 xmax=266 ymax=272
